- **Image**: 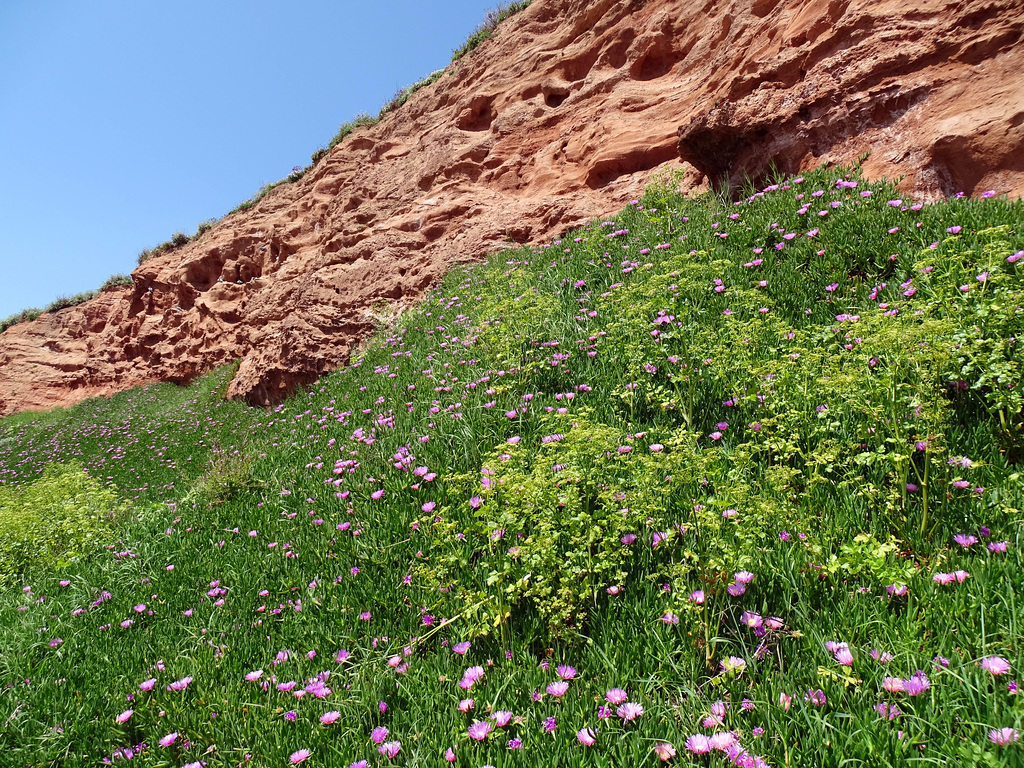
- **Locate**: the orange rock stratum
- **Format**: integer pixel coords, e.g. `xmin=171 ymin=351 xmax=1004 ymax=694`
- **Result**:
xmin=2 ymin=0 xmax=1022 ymax=414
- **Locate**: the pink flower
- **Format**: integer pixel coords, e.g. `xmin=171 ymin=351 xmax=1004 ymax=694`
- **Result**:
xmin=654 ymin=741 xmax=676 ymax=760
xmin=452 ymin=641 xmax=471 ymax=655
xmin=980 ymin=657 xmax=1012 ymax=675
xmin=290 ymin=749 xmax=311 ymax=764
xmin=116 ymin=709 xmax=133 ymax=724
xmin=371 ymin=726 xmax=389 ymax=744
xmin=458 ymin=698 xmax=474 ymax=712
xmin=378 ymin=741 xmax=401 ymax=759
xmin=990 ymin=727 xmax=1019 ymax=745
xmin=468 ymin=720 xmax=492 ymax=740
xmin=617 ymin=702 xmax=644 ymax=721
xmin=686 ymin=734 xmax=713 ymax=754
xmin=158 ymin=732 xmax=178 ymax=747
xmin=606 ymin=688 xmax=628 ymax=704
xmin=245 ymin=669 xmax=263 ymax=682
xmin=883 ymin=676 xmax=905 ymax=693
xmin=546 ymin=681 xmax=570 ymax=697
xmin=320 ymin=711 xmax=340 ymax=724
xmin=577 ymin=727 xmax=597 ymax=746
xmin=556 ymin=664 xmax=577 ymax=680
xmin=139 ymin=678 xmax=156 ymax=691
xmin=492 ymin=710 xmax=513 ymax=727
xmin=167 ymin=676 xmax=192 ymax=692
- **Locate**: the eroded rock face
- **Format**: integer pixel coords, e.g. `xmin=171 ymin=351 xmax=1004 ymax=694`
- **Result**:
xmin=2 ymin=0 xmax=1021 ymax=414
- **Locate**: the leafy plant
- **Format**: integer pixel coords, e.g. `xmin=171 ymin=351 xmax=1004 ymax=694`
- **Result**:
xmin=451 ymin=1 xmax=532 ymax=62
xmin=0 ymin=462 xmax=128 ymax=584
xmin=99 ymin=273 xmax=133 ymax=291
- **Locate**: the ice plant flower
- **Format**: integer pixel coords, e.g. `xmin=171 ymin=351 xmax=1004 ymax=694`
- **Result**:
xmin=320 ymin=711 xmax=340 ymax=724
xmin=371 ymin=726 xmax=389 ymax=743
xmin=378 ymin=741 xmax=401 ymax=759
xmin=290 ymin=749 xmax=311 ymax=764
xmin=546 ymin=681 xmax=570 ymax=697
xmin=556 ymin=664 xmax=577 ymax=680
xmin=990 ymin=727 xmax=1019 ymax=745
xmin=116 ymin=709 xmax=133 ymax=724
xmin=654 ymin=741 xmax=677 ymax=761
xmin=492 ymin=710 xmax=513 ymax=727
xmin=904 ymin=671 xmax=931 ymax=696
xmin=158 ymin=732 xmax=178 ymax=747
xmin=617 ymin=702 xmax=644 ymax=721
xmin=577 ymin=727 xmax=597 ymax=746
xmin=805 ymin=689 xmax=826 ymax=706
xmin=980 ymin=657 xmax=1012 ymax=675
xmin=468 ymin=720 xmax=492 ymax=740
xmin=686 ymin=734 xmax=713 ymax=754
xmin=606 ymin=688 xmax=628 ymax=704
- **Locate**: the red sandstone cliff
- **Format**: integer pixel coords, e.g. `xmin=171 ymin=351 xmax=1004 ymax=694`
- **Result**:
xmin=1 ymin=0 xmax=1022 ymax=414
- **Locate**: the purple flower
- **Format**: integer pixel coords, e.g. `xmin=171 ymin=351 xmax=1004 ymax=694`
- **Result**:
xmin=805 ymin=689 xmax=826 ymax=706
xmin=452 ymin=641 xmax=471 ymax=655
xmin=954 ymin=533 xmax=978 ymax=548
xmin=543 ymin=716 xmax=557 ymax=733
xmin=904 ymin=672 xmax=930 ymax=696
xmin=556 ymin=665 xmax=577 ymax=680
xmin=468 ymin=720 xmax=492 ymax=740
xmin=371 ymin=726 xmax=389 ymax=744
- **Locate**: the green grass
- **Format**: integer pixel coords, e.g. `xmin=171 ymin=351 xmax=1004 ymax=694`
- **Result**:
xmin=2 ymin=166 xmax=1023 ymax=767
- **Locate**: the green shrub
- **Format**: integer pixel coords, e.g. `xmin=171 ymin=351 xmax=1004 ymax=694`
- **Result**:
xmin=378 ymin=69 xmax=446 ymax=119
xmin=99 ymin=273 xmax=133 ymax=291
xmin=0 ymin=462 xmax=128 ymax=584
xmin=0 ymin=307 xmax=43 ymax=333
xmin=451 ymin=1 xmax=531 ymax=62
xmin=45 ymin=290 xmax=98 ymax=313
xmin=326 ymin=113 xmax=378 ymax=151
xmin=189 ymin=448 xmax=259 ymax=506
xmin=195 ymin=218 xmax=219 ymax=238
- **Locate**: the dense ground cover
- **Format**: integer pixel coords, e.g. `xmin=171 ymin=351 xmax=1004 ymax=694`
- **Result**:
xmin=2 ymin=166 xmax=1023 ymax=767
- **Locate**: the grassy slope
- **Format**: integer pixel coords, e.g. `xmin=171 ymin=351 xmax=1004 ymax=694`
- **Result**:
xmin=1 ymin=166 xmax=1023 ymax=768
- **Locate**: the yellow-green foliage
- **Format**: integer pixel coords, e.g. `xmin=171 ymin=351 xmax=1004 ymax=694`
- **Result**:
xmin=0 ymin=463 xmax=127 ymax=583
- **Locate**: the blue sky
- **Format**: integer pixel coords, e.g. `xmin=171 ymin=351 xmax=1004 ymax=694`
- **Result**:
xmin=0 ymin=0 xmax=501 ymax=320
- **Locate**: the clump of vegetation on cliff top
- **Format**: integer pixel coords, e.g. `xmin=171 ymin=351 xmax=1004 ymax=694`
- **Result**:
xmin=451 ymin=1 xmax=533 ymax=62
xmin=2 ymin=166 xmax=1023 ymax=767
